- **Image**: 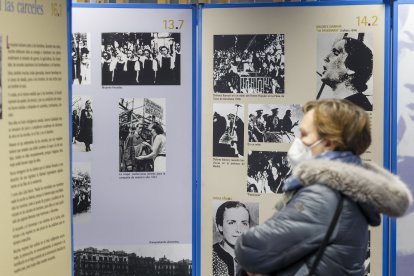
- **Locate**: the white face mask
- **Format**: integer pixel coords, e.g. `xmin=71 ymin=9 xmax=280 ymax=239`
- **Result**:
xmin=287 ymin=138 xmax=324 ymax=167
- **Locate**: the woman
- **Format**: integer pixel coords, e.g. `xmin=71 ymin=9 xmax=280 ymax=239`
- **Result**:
xmin=77 ymin=100 xmax=93 ymax=152
xmin=235 ymin=99 xmax=412 ymax=276
xmin=214 ymin=201 xmax=251 ymax=276
xmin=136 ymin=123 xmax=166 ymax=172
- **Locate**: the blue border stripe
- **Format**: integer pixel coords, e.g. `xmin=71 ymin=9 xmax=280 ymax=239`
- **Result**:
xmin=381 ymin=2 xmax=391 ymax=276
xmin=67 ymin=0 xmax=74 ymax=275
xmin=202 ymin=1 xmax=385 ymax=9
xmin=191 ymin=5 xmax=197 ymax=276
xmin=397 ymin=0 xmax=414 ymax=4
xmin=196 ymin=5 xmax=203 ymax=276
xmin=72 ymin=3 xmax=193 ymax=9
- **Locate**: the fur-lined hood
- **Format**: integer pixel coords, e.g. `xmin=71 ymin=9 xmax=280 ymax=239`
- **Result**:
xmin=290 ymin=159 xmax=413 ymax=217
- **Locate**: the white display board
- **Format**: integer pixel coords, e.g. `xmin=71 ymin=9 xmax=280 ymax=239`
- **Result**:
xmin=201 ymin=4 xmax=386 ymax=276
xmin=396 ymin=3 xmax=414 ymax=276
xmin=72 ymin=5 xmax=194 ymax=275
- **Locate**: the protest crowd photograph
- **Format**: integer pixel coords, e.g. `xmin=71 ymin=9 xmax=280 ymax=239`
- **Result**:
xmin=248 ymin=104 xmax=302 ymax=143
xmin=119 ymin=98 xmax=166 ymax=173
xmin=317 ymin=32 xmax=374 ymax=111
xmin=212 ymin=200 xmax=258 ymax=276
xmin=214 ymin=34 xmax=285 ymax=94
xmin=72 ymin=163 xmax=91 ymax=217
xmin=72 ymin=96 xmax=93 ymax=152
xmin=72 ymin=33 xmax=91 ymax=85
xmin=102 ymin=32 xmax=180 ymax=86
xmin=213 ymin=103 xmax=244 ymax=158
xmin=247 ymin=151 xmax=292 ymax=194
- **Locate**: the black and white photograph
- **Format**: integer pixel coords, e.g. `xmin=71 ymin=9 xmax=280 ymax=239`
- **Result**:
xmin=72 ymin=96 xmax=93 ymax=152
xmin=119 ymin=98 xmax=166 ymax=172
xmin=213 ymin=103 xmax=244 ymax=158
xmin=248 ymin=104 xmax=302 ymax=143
xmin=72 ymin=33 xmax=91 ymax=85
xmin=364 ymin=231 xmax=371 ymax=276
xmin=247 ymin=151 xmax=292 ymax=194
xmin=213 ymin=34 xmax=285 ymax=94
xmin=0 ymin=34 xmax=2 ymax=120
xmin=72 ymin=163 xmax=91 ymax=219
xmin=317 ymin=32 xmax=374 ymax=111
xmin=74 ymin=244 xmax=192 ymax=276
xmin=102 ymin=32 xmax=180 ymax=86
xmin=212 ymin=200 xmax=259 ymax=276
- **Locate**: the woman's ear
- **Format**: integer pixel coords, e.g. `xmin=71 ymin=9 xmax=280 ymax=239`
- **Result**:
xmin=324 ymin=139 xmax=337 ymax=151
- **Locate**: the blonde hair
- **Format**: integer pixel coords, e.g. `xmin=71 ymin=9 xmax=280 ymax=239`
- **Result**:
xmin=303 ymin=99 xmax=371 ymax=155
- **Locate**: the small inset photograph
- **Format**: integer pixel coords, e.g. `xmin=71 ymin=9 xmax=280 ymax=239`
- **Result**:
xmin=316 ymin=32 xmax=373 ymax=111
xmin=119 ymin=98 xmax=166 ymax=172
xmin=72 ymin=33 xmax=91 ymax=85
xmin=0 ymin=34 xmax=2 ymax=120
xmin=72 ymin=96 xmax=93 ymax=152
xmin=212 ymin=200 xmax=259 ymax=276
xmin=365 ymin=231 xmax=371 ymax=276
xmin=213 ymin=103 xmax=244 ymax=158
xmin=72 ymin=163 xmax=91 ymax=220
xmin=247 ymin=151 xmax=292 ymax=194
xmin=101 ymin=32 xmax=180 ymax=86
xmin=213 ymin=34 xmax=285 ymax=94
xmin=248 ymin=104 xmax=302 ymax=143
xmin=74 ymin=244 xmax=192 ymax=276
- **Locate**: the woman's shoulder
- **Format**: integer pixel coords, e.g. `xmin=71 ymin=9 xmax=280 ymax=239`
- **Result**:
xmin=291 ymin=184 xmax=340 ymax=209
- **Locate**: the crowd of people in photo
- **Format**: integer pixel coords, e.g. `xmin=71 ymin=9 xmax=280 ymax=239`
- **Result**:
xmin=247 ymin=152 xmax=292 ymax=194
xmin=213 ymin=108 xmax=244 ymax=158
xmin=72 ymin=99 xmax=93 ymax=152
xmin=248 ymin=108 xmax=299 ymax=143
xmin=213 ymin=34 xmax=285 ymax=94
xmin=101 ymin=33 xmax=180 ymax=86
xmin=72 ymin=33 xmax=91 ymax=85
xmin=119 ymin=118 xmax=166 ymax=172
xmin=72 ymin=174 xmax=91 ymax=215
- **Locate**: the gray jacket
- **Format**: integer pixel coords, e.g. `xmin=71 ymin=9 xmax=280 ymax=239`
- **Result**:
xmin=235 ymin=159 xmax=412 ymax=276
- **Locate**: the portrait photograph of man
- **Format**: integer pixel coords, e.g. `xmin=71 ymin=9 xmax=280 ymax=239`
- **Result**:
xmin=316 ymin=32 xmax=374 ymax=111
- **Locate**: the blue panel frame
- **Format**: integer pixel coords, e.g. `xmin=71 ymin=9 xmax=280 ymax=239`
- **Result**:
xmin=199 ymin=2 xmax=390 ymax=276
xmin=191 ymin=5 xmax=197 ymax=276
xmin=196 ymin=6 xmax=202 ymax=276
xmin=72 ymin=3 xmax=194 ymax=9
xmin=71 ymin=3 xmax=197 ymax=276
xmin=66 ymin=0 xmax=74 ymax=275
xmin=383 ymin=2 xmax=392 ymax=275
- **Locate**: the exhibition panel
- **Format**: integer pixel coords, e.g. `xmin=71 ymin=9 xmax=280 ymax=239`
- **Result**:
xmin=0 ymin=0 xmax=72 ymax=275
xmin=71 ymin=4 xmax=195 ymax=275
xmin=199 ymin=2 xmax=389 ymax=276
xmin=393 ymin=1 xmax=414 ymax=275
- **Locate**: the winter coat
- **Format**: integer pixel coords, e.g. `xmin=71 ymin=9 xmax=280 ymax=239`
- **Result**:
xmin=235 ymin=158 xmax=412 ymax=276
